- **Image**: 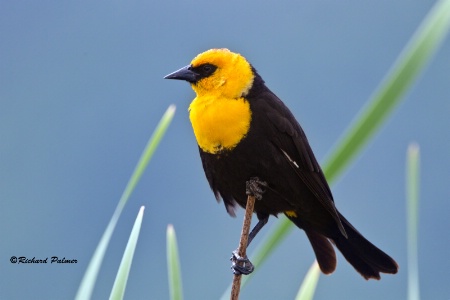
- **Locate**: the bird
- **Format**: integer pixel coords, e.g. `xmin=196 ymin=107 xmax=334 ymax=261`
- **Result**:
xmin=164 ymin=48 xmax=398 ymax=280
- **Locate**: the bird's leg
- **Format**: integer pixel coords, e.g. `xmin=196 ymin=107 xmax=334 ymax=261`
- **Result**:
xmin=247 ymin=214 xmax=269 ymax=247
xmin=231 ymin=216 xmax=269 ymax=275
xmin=231 ymin=177 xmax=268 ymax=275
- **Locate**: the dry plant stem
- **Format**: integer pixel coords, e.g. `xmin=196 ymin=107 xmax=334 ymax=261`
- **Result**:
xmin=230 ymin=194 xmax=256 ymax=300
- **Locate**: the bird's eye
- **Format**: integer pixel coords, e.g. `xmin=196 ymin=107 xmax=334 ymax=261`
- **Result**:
xmin=192 ymin=63 xmax=217 ymax=78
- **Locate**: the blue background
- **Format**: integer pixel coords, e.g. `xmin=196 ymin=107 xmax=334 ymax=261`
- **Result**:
xmin=1 ymin=1 xmax=449 ymax=299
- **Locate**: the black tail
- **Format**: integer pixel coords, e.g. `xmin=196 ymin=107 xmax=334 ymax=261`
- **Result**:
xmin=304 ymin=230 xmax=336 ymax=274
xmin=286 ymin=212 xmax=398 ymax=280
xmin=333 ymin=212 xmax=398 ymax=280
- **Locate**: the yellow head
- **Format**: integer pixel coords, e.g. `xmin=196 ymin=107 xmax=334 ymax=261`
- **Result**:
xmin=165 ymin=49 xmax=255 ymax=154
xmin=165 ymin=48 xmax=255 ymax=99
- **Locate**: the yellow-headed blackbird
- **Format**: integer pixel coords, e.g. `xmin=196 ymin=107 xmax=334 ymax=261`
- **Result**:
xmin=165 ymin=48 xmax=398 ymax=279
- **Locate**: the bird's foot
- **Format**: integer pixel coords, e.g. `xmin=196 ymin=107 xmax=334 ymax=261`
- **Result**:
xmin=230 ymin=249 xmax=254 ymax=275
xmin=246 ymin=177 xmax=267 ymax=200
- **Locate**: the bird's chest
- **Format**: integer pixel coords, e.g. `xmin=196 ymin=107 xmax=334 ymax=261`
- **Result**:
xmin=189 ymin=96 xmax=252 ymax=154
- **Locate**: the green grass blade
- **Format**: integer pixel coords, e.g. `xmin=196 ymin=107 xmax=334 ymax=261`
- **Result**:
xmin=324 ymin=0 xmax=450 ymax=183
xmin=295 ymin=261 xmax=321 ymax=300
xmin=75 ymin=105 xmax=176 ymax=300
xmin=118 ymin=104 xmax=177 ymax=215
xmin=110 ymin=206 xmax=146 ymax=300
xmin=167 ymin=224 xmax=183 ymax=300
xmin=406 ymin=143 xmax=420 ymax=300
xmin=221 ymin=0 xmax=450 ymax=297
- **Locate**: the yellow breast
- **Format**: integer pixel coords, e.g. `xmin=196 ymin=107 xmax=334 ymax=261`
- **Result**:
xmin=189 ymin=96 xmax=251 ymax=154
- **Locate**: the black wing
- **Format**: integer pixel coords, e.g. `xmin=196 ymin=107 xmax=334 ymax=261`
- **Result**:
xmin=250 ymin=88 xmax=347 ymax=237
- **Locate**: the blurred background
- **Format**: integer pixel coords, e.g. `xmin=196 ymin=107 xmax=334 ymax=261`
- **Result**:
xmin=1 ymin=1 xmax=449 ymax=299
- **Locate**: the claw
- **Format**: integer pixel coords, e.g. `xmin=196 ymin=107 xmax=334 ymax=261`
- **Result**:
xmin=231 ymin=249 xmax=254 ymax=275
xmin=246 ymin=177 xmax=267 ymax=200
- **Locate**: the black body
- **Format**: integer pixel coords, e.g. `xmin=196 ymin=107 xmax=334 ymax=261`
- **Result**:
xmin=198 ymin=69 xmax=398 ymax=279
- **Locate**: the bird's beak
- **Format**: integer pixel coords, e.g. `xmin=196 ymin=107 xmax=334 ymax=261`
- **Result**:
xmin=164 ymin=65 xmax=198 ymax=83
